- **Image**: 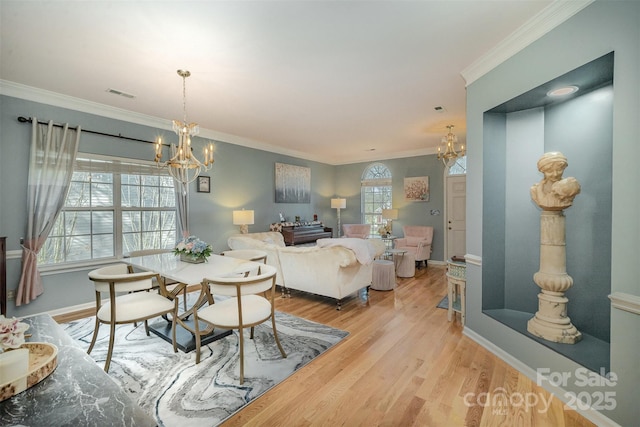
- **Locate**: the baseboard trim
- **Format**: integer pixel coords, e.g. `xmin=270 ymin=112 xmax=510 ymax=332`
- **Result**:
xmin=463 ymin=327 xmax=621 ymax=427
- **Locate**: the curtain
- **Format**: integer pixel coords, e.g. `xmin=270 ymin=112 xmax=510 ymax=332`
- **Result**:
xmin=175 ymin=181 xmax=189 ymax=238
xmin=16 ymin=119 xmax=81 ymax=305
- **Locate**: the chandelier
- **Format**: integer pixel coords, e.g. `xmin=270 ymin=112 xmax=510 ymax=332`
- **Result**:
xmin=154 ymin=70 xmax=214 ymax=185
xmin=437 ymin=124 xmax=465 ymax=166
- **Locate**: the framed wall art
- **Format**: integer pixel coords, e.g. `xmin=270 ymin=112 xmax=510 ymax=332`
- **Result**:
xmin=275 ymin=162 xmax=311 ymax=203
xmin=404 ymin=176 xmax=429 ymax=201
xmin=197 ymin=175 xmax=210 ymax=193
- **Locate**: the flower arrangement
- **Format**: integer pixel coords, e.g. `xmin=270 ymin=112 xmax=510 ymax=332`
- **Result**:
xmin=173 ymin=235 xmax=212 ymax=262
xmin=377 ymin=224 xmax=392 ymax=237
xmin=0 ymin=315 xmax=29 ymax=353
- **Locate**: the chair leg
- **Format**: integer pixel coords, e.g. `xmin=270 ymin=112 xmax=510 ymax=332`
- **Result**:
xmin=239 ymin=328 xmax=245 ymax=384
xmin=144 ymin=320 xmax=150 ymax=336
xmin=104 ymin=321 xmax=117 ymax=372
xmin=271 ymin=316 xmax=287 ymax=359
xmin=250 ymin=326 xmax=255 ymax=340
xmin=87 ymin=317 xmax=100 ymax=355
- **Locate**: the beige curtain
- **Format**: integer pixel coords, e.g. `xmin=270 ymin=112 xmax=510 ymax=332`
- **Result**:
xmin=16 ymin=119 xmax=80 ymax=305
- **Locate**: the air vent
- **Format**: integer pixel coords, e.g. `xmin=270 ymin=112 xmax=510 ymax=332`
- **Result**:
xmin=106 ymin=88 xmax=136 ymax=99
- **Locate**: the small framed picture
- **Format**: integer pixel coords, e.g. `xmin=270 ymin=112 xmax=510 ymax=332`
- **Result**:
xmin=197 ymin=176 xmax=210 ymax=193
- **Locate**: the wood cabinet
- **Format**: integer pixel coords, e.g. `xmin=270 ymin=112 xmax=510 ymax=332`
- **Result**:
xmin=280 ymin=225 xmax=332 ymax=246
xmin=1 ymin=236 xmax=5 ymax=316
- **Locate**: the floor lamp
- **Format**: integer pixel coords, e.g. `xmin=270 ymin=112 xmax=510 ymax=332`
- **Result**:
xmin=331 ymin=198 xmax=346 ymax=237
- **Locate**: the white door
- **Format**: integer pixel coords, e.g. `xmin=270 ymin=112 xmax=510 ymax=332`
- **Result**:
xmin=446 ymin=175 xmax=466 ymax=259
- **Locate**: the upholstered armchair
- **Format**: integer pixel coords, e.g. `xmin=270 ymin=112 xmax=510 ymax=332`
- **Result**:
xmin=342 ymin=224 xmax=371 ymax=238
xmin=394 ymin=225 xmax=434 ymax=268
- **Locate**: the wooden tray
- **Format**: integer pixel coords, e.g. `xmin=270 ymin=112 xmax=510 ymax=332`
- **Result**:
xmin=0 ymin=342 xmax=58 ymax=401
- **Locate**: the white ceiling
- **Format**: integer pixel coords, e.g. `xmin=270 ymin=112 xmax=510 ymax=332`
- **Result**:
xmin=1 ymin=0 xmax=555 ymax=165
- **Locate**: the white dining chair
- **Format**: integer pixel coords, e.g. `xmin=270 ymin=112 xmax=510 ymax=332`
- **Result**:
xmin=87 ymin=263 xmax=178 ymax=372
xmin=191 ymin=263 xmax=286 ymax=384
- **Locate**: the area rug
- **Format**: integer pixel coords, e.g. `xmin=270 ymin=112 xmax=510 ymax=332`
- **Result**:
xmin=436 ymin=295 xmax=449 ymax=309
xmin=62 ymin=300 xmax=348 ymax=427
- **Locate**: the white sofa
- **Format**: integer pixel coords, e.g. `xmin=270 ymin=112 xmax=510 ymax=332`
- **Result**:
xmin=227 ymin=232 xmax=384 ymax=309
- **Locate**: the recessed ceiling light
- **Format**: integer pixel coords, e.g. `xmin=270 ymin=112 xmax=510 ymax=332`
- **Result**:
xmin=547 ymin=86 xmax=579 ymax=97
xmin=367 ymin=148 xmax=376 ymax=151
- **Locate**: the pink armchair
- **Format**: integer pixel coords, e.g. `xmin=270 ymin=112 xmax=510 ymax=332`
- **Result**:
xmin=342 ymin=224 xmax=371 ymax=238
xmin=394 ymin=225 xmax=433 ymax=268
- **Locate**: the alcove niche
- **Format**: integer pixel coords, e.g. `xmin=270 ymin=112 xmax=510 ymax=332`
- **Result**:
xmin=482 ymin=52 xmax=613 ymax=373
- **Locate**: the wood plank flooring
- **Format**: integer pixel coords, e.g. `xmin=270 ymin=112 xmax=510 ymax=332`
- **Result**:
xmin=54 ymin=265 xmax=596 ymax=427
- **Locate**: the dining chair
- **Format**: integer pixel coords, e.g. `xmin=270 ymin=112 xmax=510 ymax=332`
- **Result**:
xmin=220 ymin=249 xmax=268 ymax=264
xmin=125 ymin=249 xmax=188 ymax=310
xmin=192 ymin=263 xmax=287 ymax=384
xmin=87 ymin=263 xmax=178 ymax=372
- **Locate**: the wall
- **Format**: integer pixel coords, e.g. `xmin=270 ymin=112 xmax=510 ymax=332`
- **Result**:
xmin=335 ymin=156 xmax=446 ymax=262
xmin=466 ymin=1 xmax=639 ymax=425
xmin=0 ymin=94 xmax=445 ymax=319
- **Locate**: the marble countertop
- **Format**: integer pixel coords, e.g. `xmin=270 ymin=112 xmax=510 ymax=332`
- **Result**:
xmin=0 ymin=314 xmax=155 ymax=427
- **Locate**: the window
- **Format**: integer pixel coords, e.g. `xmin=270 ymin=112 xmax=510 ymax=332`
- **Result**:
xmin=361 ymin=163 xmax=392 ymax=237
xmin=448 ymin=155 xmax=467 ymax=175
xmin=38 ymin=154 xmax=177 ymax=266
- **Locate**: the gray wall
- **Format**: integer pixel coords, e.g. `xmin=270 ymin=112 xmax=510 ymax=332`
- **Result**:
xmin=467 ymin=1 xmax=639 ymax=425
xmin=0 ymin=94 xmax=445 ymax=318
xmin=335 ymin=156 xmax=446 ymax=262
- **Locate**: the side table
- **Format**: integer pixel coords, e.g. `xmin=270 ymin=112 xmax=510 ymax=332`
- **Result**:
xmin=446 ymin=259 xmax=467 ymax=325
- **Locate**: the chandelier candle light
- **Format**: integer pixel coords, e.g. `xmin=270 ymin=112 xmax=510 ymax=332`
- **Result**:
xmin=437 ymin=125 xmax=465 ymax=166
xmin=155 ymin=70 xmax=214 ymax=185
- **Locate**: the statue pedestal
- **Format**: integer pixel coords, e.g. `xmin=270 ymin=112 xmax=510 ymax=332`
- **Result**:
xmin=527 ymin=210 xmax=582 ymax=344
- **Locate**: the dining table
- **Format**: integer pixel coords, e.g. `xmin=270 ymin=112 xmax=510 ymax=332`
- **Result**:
xmin=126 ymin=252 xmax=261 ymax=352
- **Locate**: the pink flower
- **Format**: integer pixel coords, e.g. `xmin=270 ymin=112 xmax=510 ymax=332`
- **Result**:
xmin=0 ymin=315 xmax=29 ymax=351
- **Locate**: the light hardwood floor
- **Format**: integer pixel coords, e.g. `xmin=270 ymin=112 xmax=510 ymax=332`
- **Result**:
xmin=54 ymin=265 xmax=595 ymax=426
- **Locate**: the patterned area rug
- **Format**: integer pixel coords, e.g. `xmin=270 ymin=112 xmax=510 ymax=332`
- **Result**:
xmin=63 ymin=299 xmax=348 ymax=427
xmin=437 ymin=295 xmax=449 ymax=309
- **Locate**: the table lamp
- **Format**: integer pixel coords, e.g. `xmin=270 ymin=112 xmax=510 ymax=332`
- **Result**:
xmin=382 ymin=208 xmax=398 ymax=235
xmin=233 ymin=209 xmax=254 ymax=234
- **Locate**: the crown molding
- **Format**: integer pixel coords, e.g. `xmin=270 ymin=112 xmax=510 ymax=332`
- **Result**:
xmin=0 ymin=79 xmax=333 ymax=164
xmin=460 ymin=0 xmax=595 ymax=86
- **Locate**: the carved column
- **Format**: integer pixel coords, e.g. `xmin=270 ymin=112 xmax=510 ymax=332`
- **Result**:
xmin=527 ymin=211 xmax=582 ymax=343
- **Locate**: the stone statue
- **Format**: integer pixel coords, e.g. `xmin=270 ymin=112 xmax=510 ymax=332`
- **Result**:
xmin=527 ymin=151 xmax=582 ymax=344
xmin=530 ymin=152 xmax=581 ymax=210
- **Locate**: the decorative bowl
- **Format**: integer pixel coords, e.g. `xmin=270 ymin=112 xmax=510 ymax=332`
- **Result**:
xmin=0 ymin=342 xmax=58 ymax=401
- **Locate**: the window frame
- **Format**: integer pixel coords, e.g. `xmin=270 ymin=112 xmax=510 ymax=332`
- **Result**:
xmin=361 ymin=163 xmax=393 ymax=238
xmin=38 ymin=153 xmax=177 ymax=273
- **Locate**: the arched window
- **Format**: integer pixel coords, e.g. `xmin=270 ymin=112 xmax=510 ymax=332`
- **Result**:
xmin=361 ymin=163 xmax=392 ymax=237
xmin=447 ymin=155 xmax=467 ymax=175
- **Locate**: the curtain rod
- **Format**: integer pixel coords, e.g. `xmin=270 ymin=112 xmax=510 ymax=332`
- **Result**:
xmin=17 ymin=116 xmax=166 ymax=146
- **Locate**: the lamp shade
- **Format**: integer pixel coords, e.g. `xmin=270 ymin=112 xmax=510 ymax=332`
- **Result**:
xmin=233 ymin=210 xmax=254 ymax=225
xmin=382 ymin=209 xmax=398 ymax=220
xmin=331 ymin=198 xmax=346 ymax=209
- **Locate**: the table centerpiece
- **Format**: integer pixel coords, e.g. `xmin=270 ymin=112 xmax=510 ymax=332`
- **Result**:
xmin=173 ymin=235 xmax=212 ymax=263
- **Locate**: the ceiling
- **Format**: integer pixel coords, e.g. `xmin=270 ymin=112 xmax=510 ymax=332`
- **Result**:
xmin=1 ymin=1 xmax=554 ymax=165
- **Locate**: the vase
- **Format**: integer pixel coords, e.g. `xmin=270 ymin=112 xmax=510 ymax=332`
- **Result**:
xmin=180 ymin=253 xmax=206 ymax=264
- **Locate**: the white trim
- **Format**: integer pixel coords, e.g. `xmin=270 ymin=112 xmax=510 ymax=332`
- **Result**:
xmin=608 ymin=292 xmax=640 ymax=315
xmin=460 ymin=0 xmax=595 ymax=86
xmin=464 ymin=253 xmax=482 ymax=266
xmin=32 ymin=301 xmax=97 ymax=319
xmin=0 ymin=79 xmax=360 ymax=165
xmin=463 ymin=327 xmax=621 ymax=427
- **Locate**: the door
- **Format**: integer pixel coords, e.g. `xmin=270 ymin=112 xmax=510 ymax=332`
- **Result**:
xmin=446 ymin=175 xmax=466 ymax=259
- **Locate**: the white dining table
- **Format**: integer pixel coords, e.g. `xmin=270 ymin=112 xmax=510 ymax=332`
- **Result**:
xmin=125 ymin=252 xmax=261 ymax=352
xmin=126 ymin=252 xmax=257 ymax=286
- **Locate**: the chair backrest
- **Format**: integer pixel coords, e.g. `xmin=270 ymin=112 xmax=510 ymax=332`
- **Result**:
xmin=221 ymin=249 xmax=267 ymax=264
xmin=402 ymin=226 xmax=434 ymax=245
xmin=124 ymin=249 xmax=171 ymax=257
xmin=88 ymin=263 xmax=157 ymax=293
xmin=203 ymin=264 xmax=277 ymax=298
xmin=342 ymin=224 xmax=371 ymax=238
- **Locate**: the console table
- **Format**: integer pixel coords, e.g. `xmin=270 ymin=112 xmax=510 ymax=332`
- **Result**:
xmin=280 ymin=224 xmax=332 ymax=246
xmin=446 ymin=259 xmax=467 ymax=325
xmin=0 ymin=314 xmax=155 ymax=426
